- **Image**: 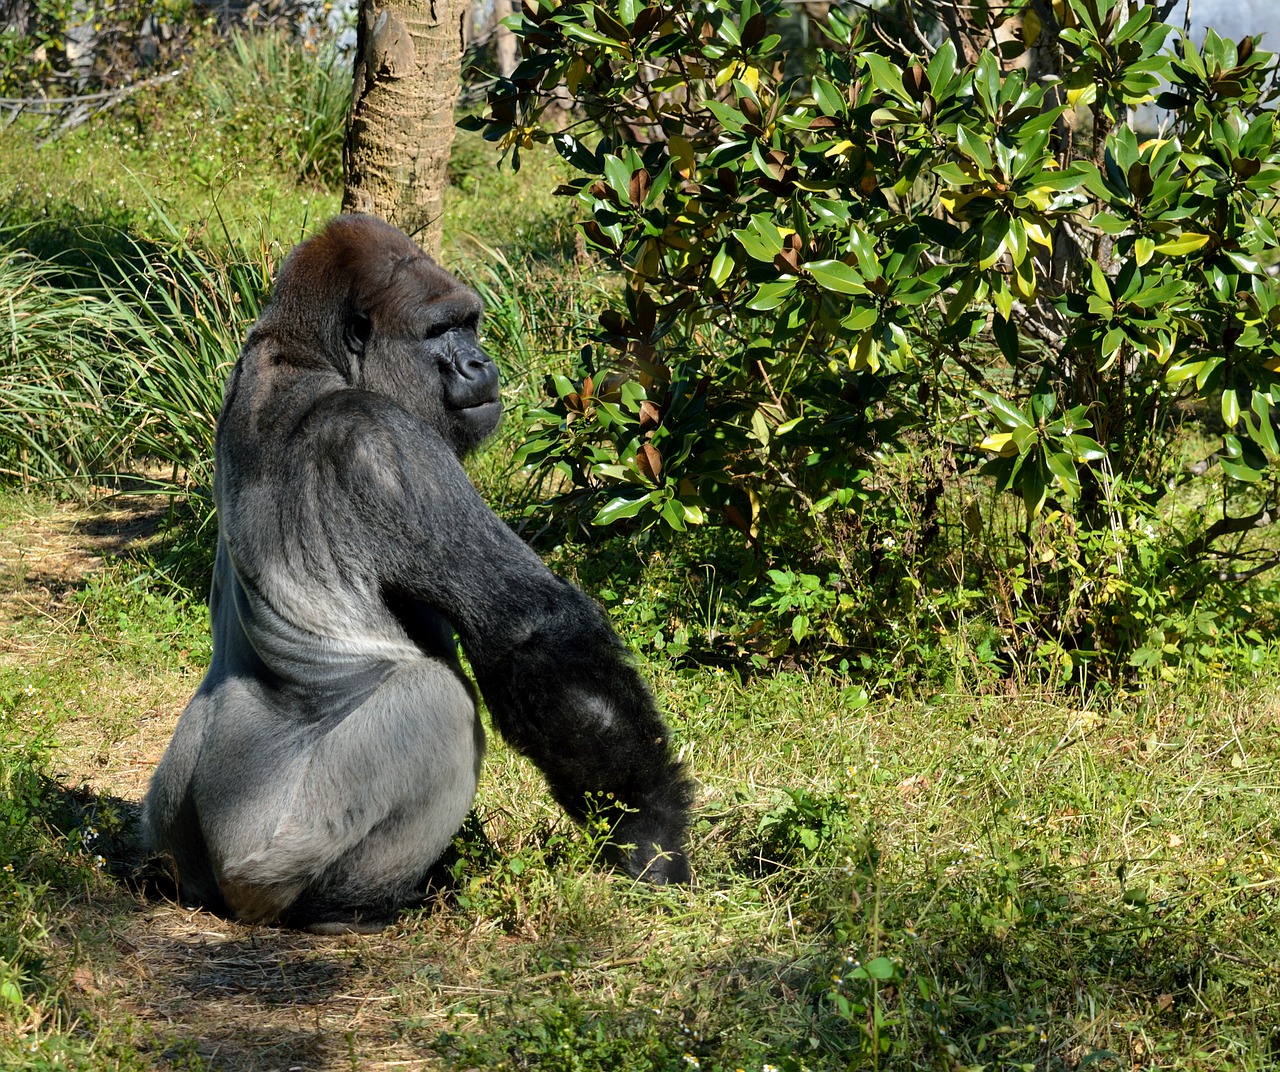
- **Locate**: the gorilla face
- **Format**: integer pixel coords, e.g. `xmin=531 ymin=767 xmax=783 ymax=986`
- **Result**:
xmin=359 ymin=283 xmax=502 ymax=457
xmin=352 ymin=231 xmax=502 ymax=458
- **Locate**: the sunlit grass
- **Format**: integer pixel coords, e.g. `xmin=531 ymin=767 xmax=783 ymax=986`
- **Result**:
xmin=0 ymin=25 xmax=1277 ymax=1072
xmin=1 ymin=503 xmax=1276 ymax=1070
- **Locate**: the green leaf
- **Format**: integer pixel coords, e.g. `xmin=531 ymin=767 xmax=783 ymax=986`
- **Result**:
xmin=1164 ymin=359 xmax=1205 ymax=385
xmin=703 ymin=99 xmax=748 ymax=132
xmin=603 ymin=155 xmax=634 ymax=202
xmin=841 ymin=305 xmax=878 ymax=332
xmin=593 ymin=493 xmax=654 ymax=526
xmin=864 ymin=957 xmax=898 ymax=981
xmin=956 ymin=124 xmax=993 ymax=171
xmin=734 ymin=216 xmax=785 ymax=262
xmin=1046 ymin=451 xmax=1080 ymax=498
xmin=863 ymin=53 xmax=907 ymax=101
xmin=811 ymin=76 xmax=845 ymax=117
xmin=1220 ymin=457 xmax=1263 ymax=482
xmin=1092 ymin=213 xmax=1131 ymax=236
xmin=974 ymin=388 xmax=1033 ymax=429
xmin=1248 ymin=392 xmax=1278 ymax=455
xmin=978 ymin=217 xmax=1010 ymax=270
xmin=1222 ymin=388 xmax=1240 ymax=428
xmin=710 ymin=243 xmax=735 ymax=287
xmin=560 ymin=22 xmax=626 ymax=48
xmin=993 ymin=313 xmax=1019 ymax=363
xmin=926 ymin=39 xmax=958 ymax=96
xmin=1088 ymin=259 xmax=1112 ymax=303
xmin=991 ymin=279 xmax=1013 ymax=321
xmin=1153 ymin=232 xmax=1210 ymax=256
xmin=974 ymin=50 xmax=1000 ymax=113
xmin=1063 ymin=433 xmax=1106 ymax=462
xmin=1022 ymin=462 xmax=1047 ymax=518
xmin=747 ymin=279 xmax=797 ymax=310
xmin=806 ymin=259 xmax=864 ymax=294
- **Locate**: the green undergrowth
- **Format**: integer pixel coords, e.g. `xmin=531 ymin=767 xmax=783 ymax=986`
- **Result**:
xmin=1 ymin=490 xmax=1278 ymax=1070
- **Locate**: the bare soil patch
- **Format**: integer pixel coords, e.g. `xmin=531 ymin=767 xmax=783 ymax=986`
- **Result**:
xmin=0 ymin=495 xmax=169 ymax=658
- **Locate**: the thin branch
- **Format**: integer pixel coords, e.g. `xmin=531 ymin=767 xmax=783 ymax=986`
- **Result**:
xmin=1 ymin=66 xmax=186 ymax=138
xmin=1182 ymin=504 xmax=1275 ymax=562
xmin=1212 ymin=557 xmax=1280 ymax=584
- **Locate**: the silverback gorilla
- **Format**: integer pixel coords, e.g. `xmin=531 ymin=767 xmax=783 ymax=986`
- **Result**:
xmin=142 ymin=214 xmax=692 ymax=932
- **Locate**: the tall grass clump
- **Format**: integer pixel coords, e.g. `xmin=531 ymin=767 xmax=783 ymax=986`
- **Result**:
xmin=195 ymin=29 xmax=351 ymax=187
xmin=91 ymin=213 xmax=276 ymax=501
xmin=0 ymin=211 xmax=275 ymax=518
xmin=0 ymin=252 xmax=114 ymax=486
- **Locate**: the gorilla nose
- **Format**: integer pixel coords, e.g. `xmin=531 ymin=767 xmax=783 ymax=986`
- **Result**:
xmin=455 ymin=352 xmax=496 ymax=382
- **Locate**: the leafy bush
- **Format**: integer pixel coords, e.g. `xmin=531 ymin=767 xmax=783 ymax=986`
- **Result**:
xmin=469 ymin=0 xmax=1280 ymax=680
xmin=0 ymin=0 xmax=195 ymax=95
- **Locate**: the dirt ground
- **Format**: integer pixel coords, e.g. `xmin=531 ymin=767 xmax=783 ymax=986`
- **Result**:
xmin=1 ymin=497 xmax=468 ymax=1071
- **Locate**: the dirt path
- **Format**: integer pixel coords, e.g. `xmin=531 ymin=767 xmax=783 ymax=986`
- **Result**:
xmin=0 ymin=496 xmax=183 ymax=803
xmin=1 ymin=496 xmax=461 ymax=1071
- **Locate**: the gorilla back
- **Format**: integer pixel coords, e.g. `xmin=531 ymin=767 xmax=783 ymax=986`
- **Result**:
xmin=143 ymin=214 xmax=692 ymax=932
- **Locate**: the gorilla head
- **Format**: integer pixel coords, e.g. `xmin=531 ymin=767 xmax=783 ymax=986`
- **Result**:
xmin=143 ymin=214 xmax=692 ymax=933
xmin=251 ymin=214 xmax=502 ymax=456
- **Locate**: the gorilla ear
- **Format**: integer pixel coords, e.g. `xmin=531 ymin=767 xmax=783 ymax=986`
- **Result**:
xmin=344 ymin=310 xmax=373 ymax=355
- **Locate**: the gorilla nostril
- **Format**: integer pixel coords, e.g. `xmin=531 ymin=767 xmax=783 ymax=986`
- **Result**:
xmin=457 ymin=353 xmax=494 ymax=380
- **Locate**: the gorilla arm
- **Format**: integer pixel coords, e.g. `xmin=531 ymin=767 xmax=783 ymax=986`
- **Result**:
xmin=321 ymin=399 xmax=692 ymax=883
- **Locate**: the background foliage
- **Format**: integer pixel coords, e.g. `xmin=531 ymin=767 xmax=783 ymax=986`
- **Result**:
xmin=468 ymin=0 xmax=1280 ymax=684
xmin=2 ymin=0 xmax=1280 ymax=692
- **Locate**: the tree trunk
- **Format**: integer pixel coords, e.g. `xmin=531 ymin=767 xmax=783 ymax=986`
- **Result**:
xmin=494 ymin=0 xmax=518 ymax=79
xmin=342 ymin=0 xmax=470 ymax=258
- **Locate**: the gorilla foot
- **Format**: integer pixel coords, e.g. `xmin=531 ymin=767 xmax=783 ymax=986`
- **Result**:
xmin=281 ymin=899 xmax=401 ymax=935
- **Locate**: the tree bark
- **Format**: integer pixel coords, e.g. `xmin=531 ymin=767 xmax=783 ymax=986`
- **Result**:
xmin=343 ymin=0 xmax=470 ymax=258
xmin=1 ymin=0 xmax=31 ymax=34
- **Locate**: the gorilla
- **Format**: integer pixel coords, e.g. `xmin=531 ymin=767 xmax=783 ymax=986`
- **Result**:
xmin=142 ymin=214 xmax=692 ymax=933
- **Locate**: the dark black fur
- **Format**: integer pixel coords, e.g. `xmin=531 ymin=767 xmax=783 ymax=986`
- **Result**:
xmin=142 ymin=214 xmax=692 ymax=932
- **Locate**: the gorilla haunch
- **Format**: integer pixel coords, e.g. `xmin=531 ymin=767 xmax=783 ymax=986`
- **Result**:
xmin=142 ymin=214 xmax=693 ymax=932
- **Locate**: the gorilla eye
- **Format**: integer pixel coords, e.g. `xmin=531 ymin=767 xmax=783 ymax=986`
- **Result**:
xmin=346 ymin=311 xmax=373 ymax=353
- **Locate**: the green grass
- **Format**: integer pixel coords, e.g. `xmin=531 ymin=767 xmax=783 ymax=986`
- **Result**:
xmin=0 ymin=489 xmax=1278 ymax=1070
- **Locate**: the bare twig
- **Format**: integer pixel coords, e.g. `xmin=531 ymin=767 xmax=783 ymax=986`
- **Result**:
xmin=1 ymin=66 xmax=186 ymax=138
xmin=1213 ymin=557 xmax=1280 ymax=584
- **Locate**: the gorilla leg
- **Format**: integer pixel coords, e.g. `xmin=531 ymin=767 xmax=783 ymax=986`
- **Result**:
xmin=147 ymin=661 xmax=483 ymax=927
xmin=142 ymin=691 xmax=229 ymax=914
